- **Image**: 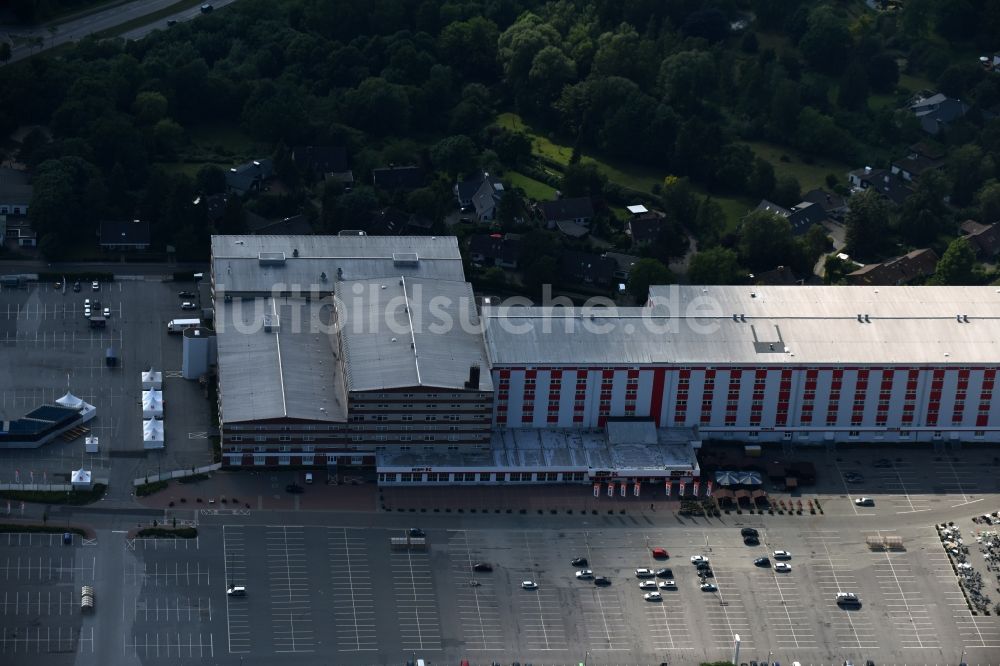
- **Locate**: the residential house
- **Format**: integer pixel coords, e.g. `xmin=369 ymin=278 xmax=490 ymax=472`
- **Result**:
xmin=245 ymin=213 xmax=313 ymax=236
xmin=99 ymin=219 xmax=151 ymax=251
xmin=4 ymin=218 xmax=36 ymax=247
xmin=372 ymin=165 xmax=424 ymax=191
xmin=755 ymin=199 xmax=827 ymax=235
xmin=540 ymin=197 xmax=594 ymax=227
xmin=909 ymin=92 xmax=969 ymax=135
xmin=625 ymin=205 xmax=666 ymax=246
xmin=455 ymin=173 xmax=487 ymax=210
xmin=890 ymin=142 xmax=946 ymax=182
xmin=468 ymin=233 xmax=522 ymax=269
xmin=603 ymin=252 xmax=640 ymax=282
xmin=226 ymin=159 xmax=274 ymax=196
xmin=801 ymin=188 xmax=848 ymax=220
xmin=365 ymin=208 xmax=436 ymax=236
xmin=291 ymin=146 xmax=352 ymax=186
xmin=753 ymin=265 xmax=803 ymax=286
xmin=980 ymin=54 xmax=1000 ymax=72
xmin=472 ymin=174 xmax=505 ymax=222
xmin=960 ymin=220 xmax=1000 ymax=258
xmin=558 ymin=250 xmax=616 ymax=288
xmin=0 ymin=167 xmax=32 ymax=216
xmin=847 ymin=166 xmax=914 ymax=206
xmin=847 ymin=248 xmax=939 ymax=286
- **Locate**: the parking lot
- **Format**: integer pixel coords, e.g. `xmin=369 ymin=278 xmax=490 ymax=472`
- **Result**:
xmin=0 ymin=279 xmax=214 ymax=490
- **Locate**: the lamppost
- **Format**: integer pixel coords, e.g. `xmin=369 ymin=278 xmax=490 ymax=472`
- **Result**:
xmin=767 ymin=649 xmax=773 ymax=666
xmin=733 ymin=634 xmax=741 ymax=666
xmin=960 ymin=647 xmax=967 ymax=666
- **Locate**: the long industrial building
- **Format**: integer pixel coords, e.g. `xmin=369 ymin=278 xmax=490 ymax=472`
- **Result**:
xmin=211 ymin=234 xmax=1000 ymax=486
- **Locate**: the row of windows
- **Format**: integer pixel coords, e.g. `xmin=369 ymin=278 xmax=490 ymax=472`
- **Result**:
xmin=381 ymin=471 xmax=588 ymax=483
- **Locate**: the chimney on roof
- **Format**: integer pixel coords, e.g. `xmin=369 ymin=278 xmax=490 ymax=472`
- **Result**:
xmin=465 ymin=364 xmax=481 ymax=390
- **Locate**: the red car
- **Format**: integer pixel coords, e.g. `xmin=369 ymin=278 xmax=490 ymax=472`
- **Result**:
xmin=651 ymin=547 xmax=669 ymax=559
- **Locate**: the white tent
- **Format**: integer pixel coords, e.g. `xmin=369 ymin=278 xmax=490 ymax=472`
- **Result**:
xmin=70 ymin=468 xmax=93 ymax=489
xmin=56 ymin=391 xmax=84 ymax=409
xmin=142 ymin=418 xmax=164 ymax=450
xmin=141 ymin=368 xmax=162 ymax=390
xmin=142 ymin=389 xmax=163 ymax=418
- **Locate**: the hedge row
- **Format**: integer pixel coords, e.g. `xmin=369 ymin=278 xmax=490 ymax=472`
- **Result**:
xmin=135 ymin=480 xmax=169 ymax=496
xmin=0 ymin=484 xmax=107 ymax=505
xmin=137 ymin=527 xmax=198 ymax=539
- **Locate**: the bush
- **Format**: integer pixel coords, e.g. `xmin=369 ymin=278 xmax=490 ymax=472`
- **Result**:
xmin=0 ymin=524 xmax=86 ymax=536
xmin=177 ymin=473 xmax=210 ymax=484
xmin=135 ymin=480 xmax=169 ymax=496
xmin=136 ymin=526 xmax=198 ymax=539
xmin=0 ymin=483 xmax=107 ymax=505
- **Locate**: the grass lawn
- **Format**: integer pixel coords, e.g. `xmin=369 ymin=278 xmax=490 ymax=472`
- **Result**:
xmin=899 ymin=73 xmax=935 ymax=94
xmin=156 ymin=161 xmax=206 ymax=178
xmin=745 ymin=140 xmax=852 ymax=192
xmin=506 ymin=170 xmax=557 ymax=201
xmin=497 ymin=111 xmax=753 ymax=230
xmin=185 ymin=124 xmax=263 ymax=161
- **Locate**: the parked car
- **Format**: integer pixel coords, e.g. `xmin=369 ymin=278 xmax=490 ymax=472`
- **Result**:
xmin=73 ymin=281 xmax=81 ymax=292
xmin=836 ymin=592 xmax=861 ymax=607
xmin=575 ymin=570 xmax=593 ymax=579
xmin=200 ymin=3 xmax=213 ymax=12
xmin=657 ymin=580 xmax=677 ymax=590
xmin=690 ymin=555 xmax=709 ymax=564
xmin=700 ymin=582 xmax=717 ymax=592
xmin=285 ymin=484 xmax=303 ymax=494
xmin=571 ymin=557 xmax=588 ymax=566
xmin=855 ymin=497 xmax=875 ymax=506
xmin=638 ymin=581 xmax=657 ymax=590
xmin=178 ymin=290 xmax=195 ymax=298
xmin=103 ymin=307 xmax=111 ymax=318
xmin=166 ymin=19 xmax=177 ymax=26
xmin=651 ymin=547 xmax=669 ymax=558
xmin=593 ymin=576 xmax=611 ymax=586
xmin=91 ymin=281 xmax=99 ymax=291
xmin=695 ymin=560 xmax=711 ymax=570
xmin=741 ymin=527 xmax=759 ymax=537
xmin=773 ymin=550 xmax=792 ymax=560
xmin=409 ymin=528 xmax=425 ymax=537
xmin=744 ymin=536 xmax=760 ymax=546
xmin=844 ymin=472 xmax=864 ymax=483
xmin=635 ymin=568 xmax=655 ymax=578
xmin=227 ymin=586 xmax=246 ymax=596
xmin=655 ymin=568 xmax=673 ymax=578
xmin=521 ymin=580 xmax=538 ymax=590
xmin=180 ymin=301 xmax=197 ymax=310
xmin=754 ymin=556 xmax=771 ymax=567
xmin=472 ymin=562 xmax=493 ymax=572
xmin=697 ymin=568 xmax=714 ymax=578
xmin=774 ymin=562 xmax=792 ymax=572
xmin=643 ymin=591 xmax=662 ymax=601
xmin=62 ymin=532 xmax=72 ymax=545
xmin=84 ymin=307 xmax=91 ymax=317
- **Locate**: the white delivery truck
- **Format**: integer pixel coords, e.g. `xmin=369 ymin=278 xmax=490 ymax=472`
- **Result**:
xmin=167 ymin=318 xmax=200 ymax=333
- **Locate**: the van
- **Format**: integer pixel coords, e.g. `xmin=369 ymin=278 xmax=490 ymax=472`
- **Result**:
xmin=167 ymin=318 xmax=200 ymax=333
xmin=416 ymin=660 xmax=425 ymax=666
xmin=227 ymin=586 xmax=246 ymax=596
xmin=305 ymin=472 xmax=313 ymax=484
xmin=105 ymin=347 xmax=118 ymax=367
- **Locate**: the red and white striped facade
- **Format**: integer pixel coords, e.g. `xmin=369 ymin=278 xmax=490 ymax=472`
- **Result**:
xmin=490 ymin=364 xmax=1000 ymax=442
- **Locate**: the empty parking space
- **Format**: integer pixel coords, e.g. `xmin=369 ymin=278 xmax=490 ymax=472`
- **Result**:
xmin=758 ymin=563 xmax=816 ymax=650
xmin=328 ymin=527 xmax=377 ymax=652
xmin=515 ymin=531 xmax=568 ymax=651
xmin=265 ymin=526 xmax=314 ymax=653
xmin=1 ymin=555 xmax=92 ymax=582
xmin=1 ymin=591 xmax=76 ymax=616
xmin=122 ymin=632 xmax=214 ymax=658
xmin=391 ymin=546 xmax=441 ymax=651
xmin=447 ymin=530 xmax=503 ymax=651
xmin=222 ymin=525 xmax=249 ymax=654
xmin=865 ymin=530 xmax=939 ymax=649
xmin=2 ymin=626 xmax=94 ymax=655
xmin=699 ymin=565 xmax=755 ymax=651
xmin=804 ymin=531 xmax=879 ymax=651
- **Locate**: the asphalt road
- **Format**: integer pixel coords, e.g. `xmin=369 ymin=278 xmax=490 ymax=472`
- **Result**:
xmin=0 ymin=0 xmax=242 ymax=64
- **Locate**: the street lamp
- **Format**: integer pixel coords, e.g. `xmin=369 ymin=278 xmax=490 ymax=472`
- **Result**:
xmin=767 ymin=649 xmax=773 ymax=666
xmin=960 ymin=647 xmax=967 ymax=666
xmin=733 ymin=634 xmax=741 ymax=666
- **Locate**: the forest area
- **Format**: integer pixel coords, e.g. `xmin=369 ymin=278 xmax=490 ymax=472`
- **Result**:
xmin=2 ymin=0 xmax=1000 ymax=292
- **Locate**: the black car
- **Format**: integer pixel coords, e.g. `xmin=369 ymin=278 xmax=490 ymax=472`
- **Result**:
xmin=62 ymin=532 xmax=73 ymax=545
xmin=73 ymin=281 xmax=81 ymax=292
xmin=695 ymin=560 xmax=711 ymax=570
xmin=178 ymin=290 xmax=195 ymax=297
xmin=409 ymin=527 xmax=425 ymax=537
xmin=744 ymin=536 xmax=760 ymax=546
xmin=571 ymin=557 xmax=588 ymax=567
xmin=200 ymin=4 xmax=213 ymax=12
xmin=655 ymin=568 xmax=673 ymax=578
xmin=472 ymin=562 xmax=493 ymax=572
xmin=285 ymin=484 xmax=303 ymax=494
xmin=594 ymin=576 xmax=611 ymax=586
xmin=697 ymin=568 xmax=714 ymax=578
xmin=740 ymin=527 xmax=759 ymax=537
xmin=754 ymin=556 xmax=771 ymax=567
xmin=166 ymin=19 xmax=177 ymax=26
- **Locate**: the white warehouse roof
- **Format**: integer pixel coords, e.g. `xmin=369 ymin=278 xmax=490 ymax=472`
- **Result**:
xmin=483 ymin=285 xmax=1000 ymax=366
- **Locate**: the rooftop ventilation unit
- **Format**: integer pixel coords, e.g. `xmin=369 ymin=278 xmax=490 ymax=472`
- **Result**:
xmin=392 ymin=252 xmax=419 ymax=266
xmin=263 ymin=313 xmax=279 ymax=333
xmin=258 ymin=252 xmax=286 ymax=266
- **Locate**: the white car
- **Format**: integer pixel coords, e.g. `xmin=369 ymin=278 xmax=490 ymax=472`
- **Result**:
xmin=658 ymin=580 xmax=677 ymax=590
xmin=855 ymin=497 xmax=875 ymax=506
xmin=84 ymin=307 xmax=91 ymax=317
xmin=638 ymin=581 xmax=657 ymax=590
xmin=643 ymin=591 xmax=662 ymax=601
xmin=91 ymin=281 xmax=99 ymax=291
xmin=773 ymin=550 xmax=792 ymax=560
xmin=521 ymin=580 xmax=538 ymax=590
xmin=84 ymin=298 xmax=90 ymax=307
xmin=774 ymin=562 xmax=792 ymax=572
xmin=575 ymin=569 xmax=593 ymax=579
xmin=635 ymin=568 xmax=655 ymax=578
xmin=103 ymin=307 xmax=111 ymax=318
xmin=180 ymin=301 xmax=197 ymax=310
xmin=690 ymin=555 xmax=709 ymax=564
xmin=700 ymin=582 xmax=717 ymax=592
xmin=226 ymin=585 xmax=246 ymax=596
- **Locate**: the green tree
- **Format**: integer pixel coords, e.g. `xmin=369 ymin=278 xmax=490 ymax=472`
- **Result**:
xmin=523 ymin=255 xmax=559 ymax=297
xmin=838 ymin=61 xmax=869 ymax=111
xmin=823 ymin=254 xmax=852 ymax=284
xmin=688 ymin=247 xmax=745 ymax=284
xmin=738 ymin=209 xmax=798 ymax=272
xmin=492 ymin=130 xmax=532 ymax=167
xmin=798 ymin=7 xmax=852 ymax=75
xmin=627 ymin=258 xmax=674 ymax=301
xmin=527 ymin=45 xmax=577 ymax=108
xmin=152 ymin=119 xmax=184 ymax=159
xmin=845 ymin=189 xmax=889 ymax=259
xmin=748 ymin=157 xmax=776 ymax=199
xmin=0 ymin=42 xmax=11 ymax=65
xmin=899 ymin=170 xmax=951 ymax=246
xmin=437 ymin=17 xmax=499 ymax=81
xmin=693 ymin=197 xmax=726 ymax=245
xmin=560 ymin=162 xmax=606 ymax=198
xmin=430 ymin=135 xmax=479 ymax=179
xmin=196 ymin=166 xmax=226 ymax=195
xmin=771 ymin=175 xmax=801 ymax=207
xmin=949 ymin=144 xmax=994 ymax=207
xmin=218 ymin=196 xmax=246 ymax=234
xmin=866 ymin=53 xmax=900 ymax=93
xmin=900 ymin=0 xmax=933 ymax=39
xmin=930 ymin=237 xmax=978 ymax=285
xmin=132 ymin=91 xmax=168 ymax=125
xmin=343 ymin=77 xmax=411 ymax=136
xmin=661 ymin=176 xmax=699 ymax=228
xmin=977 ymin=181 xmax=1000 ymax=224
xmin=659 ymin=50 xmax=716 ymax=110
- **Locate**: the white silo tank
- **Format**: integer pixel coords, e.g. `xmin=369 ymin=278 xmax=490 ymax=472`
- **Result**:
xmin=182 ymin=327 xmax=213 ymax=379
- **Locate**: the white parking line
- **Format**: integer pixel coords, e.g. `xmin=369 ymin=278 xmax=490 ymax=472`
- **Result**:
xmin=804 ymin=531 xmax=878 ymax=650
xmin=222 ymin=525 xmax=249 ymax=654
xmin=392 ymin=547 xmax=442 ymax=651
xmin=449 ymin=529 xmax=504 ymax=651
xmin=329 ymin=527 xmax=376 ymax=651
xmin=266 ymin=525 xmax=314 ymax=653
xmin=518 ymin=531 xmax=566 ymax=651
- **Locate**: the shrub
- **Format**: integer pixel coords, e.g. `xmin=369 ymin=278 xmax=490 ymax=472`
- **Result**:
xmin=0 ymin=484 xmax=107 ymax=505
xmin=136 ymin=526 xmax=198 ymax=539
xmin=135 ymin=480 xmax=169 ymax=497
